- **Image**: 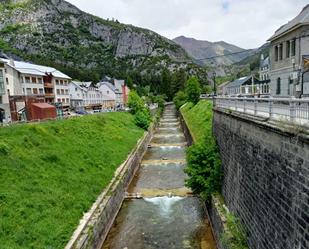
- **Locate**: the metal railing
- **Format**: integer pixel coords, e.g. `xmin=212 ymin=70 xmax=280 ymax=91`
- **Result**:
xmin=202 ymin=96 xmax=309 ymax=127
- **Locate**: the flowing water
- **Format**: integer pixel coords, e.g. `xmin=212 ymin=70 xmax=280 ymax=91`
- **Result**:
xmin=102 ymin=105 xmax=217 ymax=249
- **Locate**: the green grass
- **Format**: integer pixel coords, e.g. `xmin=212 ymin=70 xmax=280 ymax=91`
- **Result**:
xmin=0 ymin=113 xmax=144 ymax=249
xmin=180 ymin=100 xmax=213 ymax=142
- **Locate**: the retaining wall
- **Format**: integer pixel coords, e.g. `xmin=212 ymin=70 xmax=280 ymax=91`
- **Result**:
xmin=213 ymin=107 xmax=309 ymax=249
xmin=65 ymin=124 xmax=156 ymax=249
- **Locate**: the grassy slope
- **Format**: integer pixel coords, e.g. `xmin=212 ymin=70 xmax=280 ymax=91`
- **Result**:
xmin=0 ymin=113 xmax=144 ymax=249
xmin=180 ymin=100 xmax=213 ymax=143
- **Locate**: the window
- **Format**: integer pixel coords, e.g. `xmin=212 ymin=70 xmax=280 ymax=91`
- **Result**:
xmin=0 ymin=70 xmax=4 ymax=94
xmin=291 ymin=38 xmax=296 ymax=56
xmin=56 ymin=79 xmax=59 ymax=85
xmin=25 ymin=77 xmax=30 ymax=83
xmin=61 ymin=89 xmax=64 ymax=94
xmin=38 ymin=78 xmax=43 ymax=84
xmin=60 ymin=80 xmax=64 ymax=85
xmin=26 ymin=88 xmax=32 ymax=95
xmin=279 ymin=44 xmax=283 ymax=60
xmin=57 ymin=98 xmax=61 ymax=102
xmin=107 ymin=90 xmax=109 ymax=94
xmin=65 ymin=89 xmax=68 ymax=95
xmin=276 ymin=78 xmax=281 ymax=95
xmin=31 ymin=77 xmax=37 ymax=83
xmin=286 ymin=40 xmax=290 ymax=58
xmin=75 ymin=87 xmax=78 ymax=91
xmin=57 ymin=89 xmax=60 ymax=94
xmin=275 ymin=46 xmax=279 ymax=61
xmin=66 ymin=98 xmax=69 ymax=103
xmin=62 ymin=98 xmax=65 ymax=103
xmin=0 ymin=96 xmax=2 ymax=104
xmin=33 ymin=88 xmax=38 ymax=94
xmin=39 ymin=88 xmax=44 ymax=94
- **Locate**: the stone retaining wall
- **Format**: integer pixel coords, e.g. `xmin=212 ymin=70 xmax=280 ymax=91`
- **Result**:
xmin=213 ymin=107 xmax=309 ymax=249
xmin=65 ymin=124 xmax=156 ymax=249
xmin=179 ymin=110 xmax=226 ymax=249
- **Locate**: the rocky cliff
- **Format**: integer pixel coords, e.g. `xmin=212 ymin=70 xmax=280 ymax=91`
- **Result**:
xmin=0 ymin=0 xmax=205 ymax=84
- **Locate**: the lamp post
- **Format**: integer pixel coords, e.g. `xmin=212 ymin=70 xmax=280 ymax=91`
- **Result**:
xmin=213 ymin=72 xmax=217 ymax=96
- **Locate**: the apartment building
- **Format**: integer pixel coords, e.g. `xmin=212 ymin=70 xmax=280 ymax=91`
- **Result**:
xmin=268 ymin=4 xmax=309 ymax=97
xmin=0 ymin=61 xmax=10 ymax=123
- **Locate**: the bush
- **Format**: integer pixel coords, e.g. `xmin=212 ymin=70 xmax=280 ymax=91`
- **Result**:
xmin=134 ymin=108 xmax=151 ymax=130
xmin=173 ymin=90 xmax=187 ymax=109
xmin=185 ymin=137 xmax=222 ymax=200
xmin=185 ymin=76 xmax=201 ymax=105
xmin=128 ymin=90 xmax=144 ymax=115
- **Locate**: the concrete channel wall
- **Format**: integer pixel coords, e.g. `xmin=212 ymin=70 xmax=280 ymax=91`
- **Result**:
xmin=213 ymin=107 xmax=309 ymax=249
xmin=179 ymin=111 xmax=227 ymax=249
xmin=65 ymin=123 xmax=157 ymax=249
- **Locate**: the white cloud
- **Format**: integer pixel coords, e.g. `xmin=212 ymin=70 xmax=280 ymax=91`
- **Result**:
xmin=67 ymin=0 xmax=308 ymax=49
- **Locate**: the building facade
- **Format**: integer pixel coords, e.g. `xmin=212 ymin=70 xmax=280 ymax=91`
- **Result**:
xmin=0 ymin=61 xmax=10 ymax=123
xmin=268 ymin=4 xmax=309 ymax=97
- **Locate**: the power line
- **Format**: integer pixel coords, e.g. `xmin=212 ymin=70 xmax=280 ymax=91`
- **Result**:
xmin=193 ymin=49 xmax=256 ymax=62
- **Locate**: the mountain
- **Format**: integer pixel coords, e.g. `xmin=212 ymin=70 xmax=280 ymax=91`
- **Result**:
xmin=236 ymin=43 xmax=270 ymax=70
xmin=173 ymin=36 xmax=255 ymax=66
xmin=0 ymin=0 xmax=207 ymax=91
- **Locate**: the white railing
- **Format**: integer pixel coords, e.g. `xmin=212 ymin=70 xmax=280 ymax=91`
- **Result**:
xmin=202 ymin=96 xmax=309 ymax=127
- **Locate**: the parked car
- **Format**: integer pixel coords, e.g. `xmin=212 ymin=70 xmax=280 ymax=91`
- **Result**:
xmin=76 ymin=110 xmax=88 ymax=115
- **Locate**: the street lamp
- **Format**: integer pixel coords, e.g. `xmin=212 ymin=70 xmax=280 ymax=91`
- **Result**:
xmin=213 ymin=72 xmax=217 ymax=96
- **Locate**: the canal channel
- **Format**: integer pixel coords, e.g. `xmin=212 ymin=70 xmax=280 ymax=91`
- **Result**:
xmin=102 ymin=105 xmax=217 ymax=249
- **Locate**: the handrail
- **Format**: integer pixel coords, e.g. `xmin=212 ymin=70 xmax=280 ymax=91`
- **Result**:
xmin=200 ymin=96 xmax=309 ymax=127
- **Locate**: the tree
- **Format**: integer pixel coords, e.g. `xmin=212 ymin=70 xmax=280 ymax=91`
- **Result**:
xmin=161 ymin=68 xmax=172 ymax=100
xmin=127 ymin=90 xmax=144 ymax=115
xmin=173 ymin=91 xmax=187 ymax=110
xmin=185 ymin=76 xmax=201 ymax=105
xmin=171 ymin=69 xmax=187 ymax=96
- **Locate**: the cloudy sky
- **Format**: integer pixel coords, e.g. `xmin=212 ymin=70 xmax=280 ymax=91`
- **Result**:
xmin=67 ymin=0 xmax=308 ymax=49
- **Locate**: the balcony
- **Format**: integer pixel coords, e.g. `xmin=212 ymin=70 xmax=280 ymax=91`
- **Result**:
xmin=44 ymin=83 xmax=54 ymax=88
xmin=45 ymin=93 xmax=55 ymax=98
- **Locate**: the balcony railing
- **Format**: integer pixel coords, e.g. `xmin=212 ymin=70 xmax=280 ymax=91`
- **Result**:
xmin=45 ymin=93 xmax=55 ymax=98
xmin=44 ymin=83 xmax=54 ymax=88
xmin=202 ymin=96 xmax=309 ymax=127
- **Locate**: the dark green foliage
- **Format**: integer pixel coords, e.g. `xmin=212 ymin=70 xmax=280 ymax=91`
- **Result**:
xmin=185 ymin=138 xmax=222 ymax=200
xmin=185 ymin=76 xmax=201 ymax=105
xmin=0 ymin=113 xmax=144 ymax=249
xmin=221 ymin=213 xmax=249 ymax=249
xmin=128 ymin=90 xmax=151 ymax=129
xmin=173 ymin=91 xmax=187 ymax=110
xmin=134 ymin=108 xmax=151 ymax=130
xmin=181 ymin=101 xmax=222 ymax=201
xmin=128 ymin=90 xmax=144 ymax=115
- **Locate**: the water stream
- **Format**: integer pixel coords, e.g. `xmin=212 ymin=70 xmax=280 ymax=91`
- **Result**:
xmin=102 ymin=105 xmax=217 ymax=249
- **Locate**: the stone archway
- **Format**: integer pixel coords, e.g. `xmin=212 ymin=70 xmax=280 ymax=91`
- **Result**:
xmin=0 ymin=108 xmax=5 ymax=123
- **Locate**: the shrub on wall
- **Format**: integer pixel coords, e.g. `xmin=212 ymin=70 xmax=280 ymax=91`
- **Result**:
xmin=128 ymin=90 xmax=152 ymax=130
xmin=185 ymin=136 xmax=222 ymax=200
xmin=185 ymin=76 xmax=201 ymax=105
xmin=173 ymin=90 xmax=187 ymax=110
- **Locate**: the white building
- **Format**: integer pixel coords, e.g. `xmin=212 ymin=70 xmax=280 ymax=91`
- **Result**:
xmin=0 ymin=61 xmax=10 ymax=123
xmin=69 ymin=81 xmax=85 ymax=110
xmin=268 ymin=4 xmax=309 ymax=97
xmin=70 ymin=81 xmax=115 ymax=111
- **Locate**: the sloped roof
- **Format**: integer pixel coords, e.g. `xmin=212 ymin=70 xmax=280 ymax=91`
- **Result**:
xmin=0 ymin=58 xmax=71 ymax=79
xmin=98 ymin=81 xmax=116 ymax=91
xmin=32 ymin=103 xmax=56 ymax=109
xmin=269 ymin=5 xmax=309 ymax=41
xmin=227 ymin=76 xmax=252 ymax=88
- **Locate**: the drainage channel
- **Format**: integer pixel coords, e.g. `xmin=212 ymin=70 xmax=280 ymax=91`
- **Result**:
xmin=101 ymin=105 xmax=217 ymax=249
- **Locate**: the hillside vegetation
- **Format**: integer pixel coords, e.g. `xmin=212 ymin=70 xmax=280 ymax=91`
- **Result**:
xmin=0 ymin=113 xmax=144 ymax=248
xmin=0 ymin=0 xmax=208 ymax=93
